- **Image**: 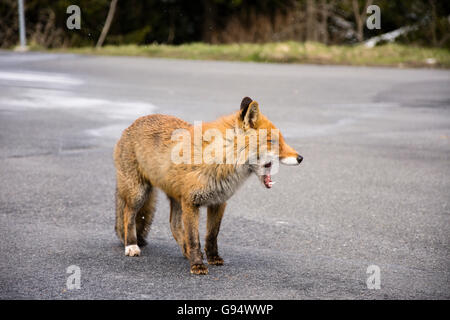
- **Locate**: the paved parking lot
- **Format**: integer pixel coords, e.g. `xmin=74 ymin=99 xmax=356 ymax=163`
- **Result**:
xmin=0 ymin=52 xmax=449 ymax=299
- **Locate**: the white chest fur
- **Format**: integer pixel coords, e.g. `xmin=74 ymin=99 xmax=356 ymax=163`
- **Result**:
xmin=190 ymin=165 xmax=251 ymax=206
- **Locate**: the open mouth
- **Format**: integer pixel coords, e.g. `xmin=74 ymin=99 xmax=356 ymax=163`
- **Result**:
xmin=262 ymin=162 xmax=274 ymax=189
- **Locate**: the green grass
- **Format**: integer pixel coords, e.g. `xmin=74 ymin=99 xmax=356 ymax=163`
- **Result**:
xmin=37 ymin=41 xmax=450 ymax=68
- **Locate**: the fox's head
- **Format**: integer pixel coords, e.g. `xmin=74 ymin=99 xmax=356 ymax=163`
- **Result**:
xmin=237 ymin=96 xmax=303 ymax=188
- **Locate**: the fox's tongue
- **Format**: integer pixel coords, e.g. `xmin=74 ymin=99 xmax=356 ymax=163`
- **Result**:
xmin=264 ymin=174 xmax=272 ymax=189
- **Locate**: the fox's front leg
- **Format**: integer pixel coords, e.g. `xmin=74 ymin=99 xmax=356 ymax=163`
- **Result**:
xmin=205 ymin=203 xmax=226 ymax=265
xmin=181 ymin=201 xmax=208 ymax=275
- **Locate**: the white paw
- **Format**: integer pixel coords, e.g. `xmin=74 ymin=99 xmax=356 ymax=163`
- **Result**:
xmin=125 ymin=244 xmax=141 ymax=257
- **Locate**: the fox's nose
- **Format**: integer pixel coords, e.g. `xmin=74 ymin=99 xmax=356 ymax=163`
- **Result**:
xmin=297 ymin=155 xmax=303 ymax=164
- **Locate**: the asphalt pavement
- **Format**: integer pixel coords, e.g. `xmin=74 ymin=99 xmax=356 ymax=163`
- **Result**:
xmin=0 ymin=51 xmax=449 ymax=299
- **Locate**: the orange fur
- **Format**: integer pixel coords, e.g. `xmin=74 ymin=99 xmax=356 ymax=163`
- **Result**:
xmin=114 ymin=97 xmax=301 ymax=274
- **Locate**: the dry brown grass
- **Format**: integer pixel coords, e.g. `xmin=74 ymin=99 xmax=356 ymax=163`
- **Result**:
xmin=40 ymin=42 xmax=450 ymax=68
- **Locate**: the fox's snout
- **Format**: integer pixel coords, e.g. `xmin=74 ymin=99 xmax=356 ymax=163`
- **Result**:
xmin=280 ymin=154 xmax=303 ymax=165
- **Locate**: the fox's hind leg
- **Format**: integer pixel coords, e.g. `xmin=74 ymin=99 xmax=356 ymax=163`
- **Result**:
xmin=115 ymin=188 xmax=126 ymax=243
xmin=115 ymin=173 xmax=150 ymax=257
xmin=136 ymin=188 xmax=156 ymax=247
xmin=123 ymin=204 xmax=141 ymax=256
xmin=205 ymin=203 xmax=226 ymax=265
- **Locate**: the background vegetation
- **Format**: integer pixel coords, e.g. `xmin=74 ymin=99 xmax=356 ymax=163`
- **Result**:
xmin=51 ymin=42 xmax=450 ymax=68
xmin=1 ymin=0 xmax=449 ymax=67
xmin=1 ymin=0 xmax=449 ymax=48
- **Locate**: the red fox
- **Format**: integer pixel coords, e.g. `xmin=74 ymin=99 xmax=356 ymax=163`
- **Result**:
xmin=114 ymin=97 xmax=302 ymax=274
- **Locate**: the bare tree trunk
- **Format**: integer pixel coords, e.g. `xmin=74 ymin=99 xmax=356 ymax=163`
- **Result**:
xmin=352 ymin=0 xmax=363 ymax=42
xmin=320 ymin=0 xmax=330 ymax=44
xmin=96 ymin=0 xmax=118 ymax=48
xmin=202 ymin=0 xmax=216 ymax=43
xmin=352 ymin=0 xmax=372 ymax=42
xmin=167 ymin=8 xmax=175 ymax=44
xmin=306 ymin=0 xmax=318 ymax=41
xmin=429 ymin=0 xmax=438 ymax=46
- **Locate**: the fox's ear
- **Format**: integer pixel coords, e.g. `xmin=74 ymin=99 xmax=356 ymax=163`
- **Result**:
xmin=241 ymin=97 xmax=253 ymax=113
xmin=240 ymin=96 xmax=253 ymax=120
xmin=242 ymin=101 xmax=260 ymax=129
